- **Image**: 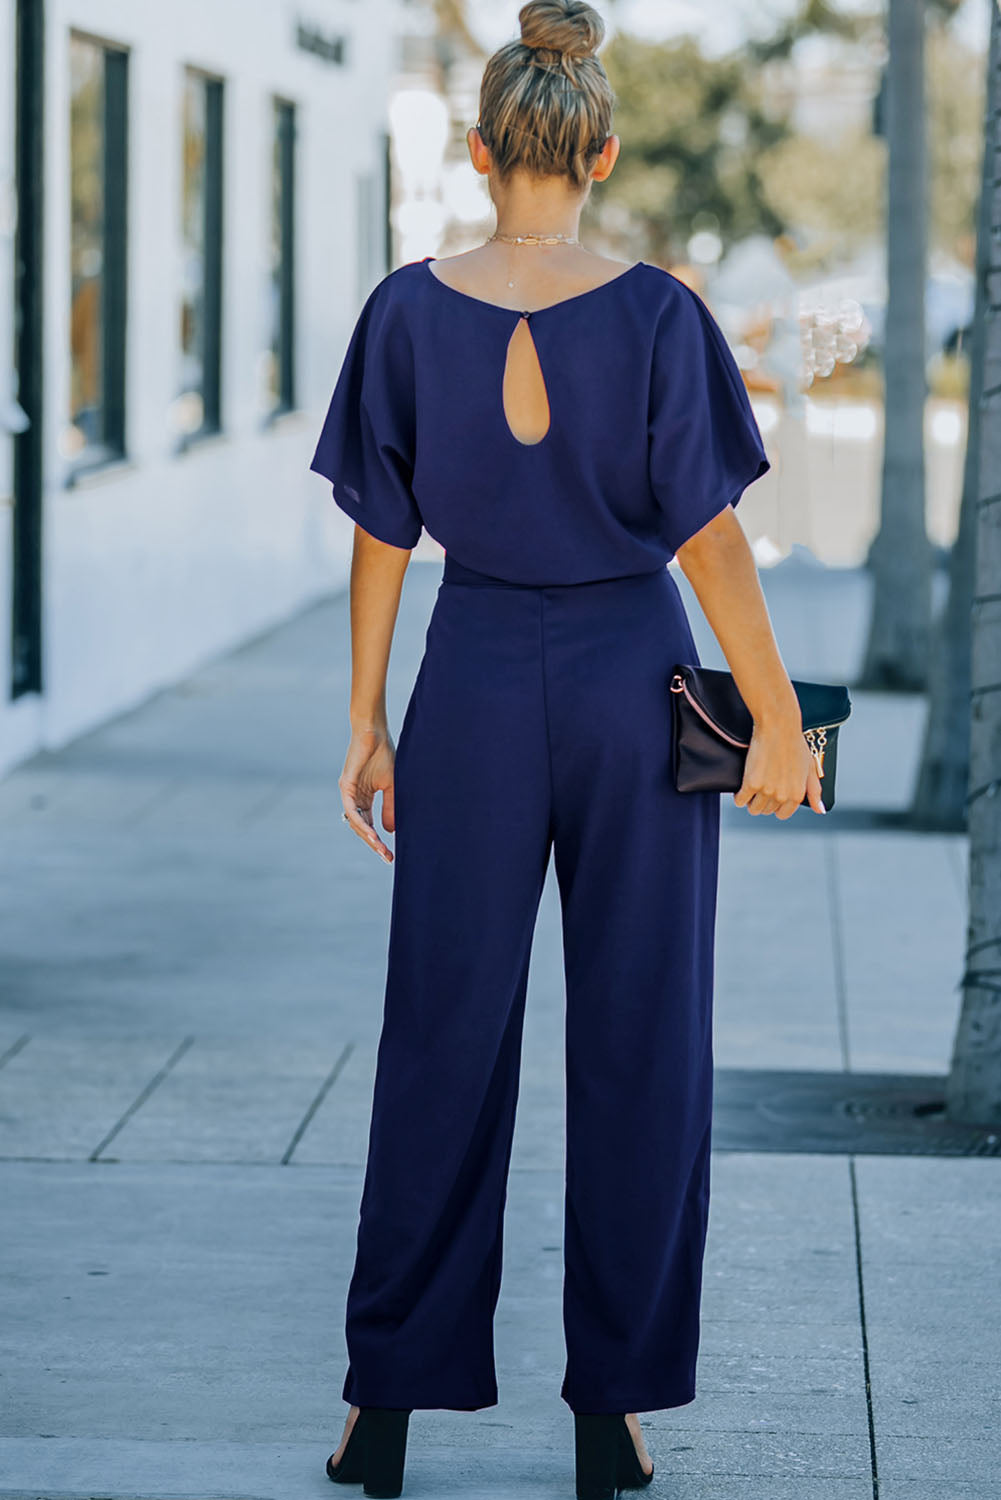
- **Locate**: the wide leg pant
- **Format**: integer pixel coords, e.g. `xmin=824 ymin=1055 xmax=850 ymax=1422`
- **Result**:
xmin=341 ymin=554 xmax=720 ymax=1415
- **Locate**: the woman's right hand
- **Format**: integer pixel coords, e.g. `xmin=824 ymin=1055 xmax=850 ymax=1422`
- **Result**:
xmin=339 ymin=727 xmax=397 ymax=863
xmin=733 ymin=719 xmax=826 ymax=819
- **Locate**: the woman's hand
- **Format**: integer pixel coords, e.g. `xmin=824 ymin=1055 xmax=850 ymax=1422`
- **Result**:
xmin=733 ymin=719 xmax=826 ymax=819
xmin=675 ymin=510 xmax=833 ymax=822
xmin=339 ymin=727 xmax=397 ymax=863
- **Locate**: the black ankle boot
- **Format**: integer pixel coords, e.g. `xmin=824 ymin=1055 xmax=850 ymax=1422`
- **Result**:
xmin=326 ymin=1406 xmax=412 ymax=1498
xmin=573 ymin=1412 xmax=655 ymax=1499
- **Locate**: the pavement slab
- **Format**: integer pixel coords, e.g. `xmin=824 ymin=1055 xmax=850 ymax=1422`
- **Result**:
xmin=714 ymin=832 xmax=844 ymax=1071
xmin=854 ymin=1158 xmax=1001 ymax=1494
xmin=103 ymin=1039 xmax=349 ymax=1165
xmin=0 ymin=1038 xmax=189 ymax=1160
xmin=834 ymin=833 xmax=967 ymax=1074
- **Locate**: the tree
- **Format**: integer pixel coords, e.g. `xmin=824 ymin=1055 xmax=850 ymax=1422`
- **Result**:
xmin=912 ymin=22 xmax=990 ymax=828
xmin=946 ymin=0 xmax=1001 ymax=1126
xmin=598 ymin=34 xmax=790 ymax=263
xmin=910 ymin=147 xmax=987 ymax=828
xmin=856 ymin=0 xmax=936 ymax=692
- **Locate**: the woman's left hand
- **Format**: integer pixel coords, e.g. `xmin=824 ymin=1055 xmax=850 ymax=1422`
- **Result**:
xmin=339 ymin=728 xmax=397 ymax=863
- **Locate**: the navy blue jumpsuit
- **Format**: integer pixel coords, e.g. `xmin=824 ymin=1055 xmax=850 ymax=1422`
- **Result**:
xmin=309 ymin=255 xmax=770 ymax=1416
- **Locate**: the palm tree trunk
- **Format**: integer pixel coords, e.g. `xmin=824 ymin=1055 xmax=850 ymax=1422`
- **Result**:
xmin=946 ymin=0 xmax=1001 ymax=1125
xmin=857 ymin=0 xmax=934 ymax=691
xmin=910 ymin=109 xmax=990 ymax=827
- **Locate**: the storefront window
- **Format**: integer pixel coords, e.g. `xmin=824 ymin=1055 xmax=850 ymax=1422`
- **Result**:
xmin=67 ymin=33 xmax=127 ymax=467
xmin=267 ymin=98 xmax=296 ymax=415
xmin=178 ymin=68 xmax=223 ymax=441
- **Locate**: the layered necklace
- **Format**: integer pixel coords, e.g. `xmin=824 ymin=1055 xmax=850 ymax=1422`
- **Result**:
xmin=487 ymin=228 xmax=583 ymax=289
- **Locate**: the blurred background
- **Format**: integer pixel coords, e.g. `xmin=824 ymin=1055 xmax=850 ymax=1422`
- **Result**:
xmin=0 ymin=0 xmax=989 ymax=776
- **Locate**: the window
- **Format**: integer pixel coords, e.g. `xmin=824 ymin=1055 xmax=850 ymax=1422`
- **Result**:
xmin=354 ymin=139 xmax=392 ymax=307
xmin=67 ymin=33 xmax=128 ymax=470
xmin=178 ymin=68 xmax=223 ymax=442
xmin=267 ymin=98 xmax=296 ymax=415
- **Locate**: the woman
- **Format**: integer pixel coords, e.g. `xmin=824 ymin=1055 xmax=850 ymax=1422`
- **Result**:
xmin=310 ymin=3 xmax=823 ymax=1496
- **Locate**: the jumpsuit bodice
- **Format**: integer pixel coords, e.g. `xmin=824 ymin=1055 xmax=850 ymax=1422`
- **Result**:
xmin=309 ymin=255 xmax=770 ymax=587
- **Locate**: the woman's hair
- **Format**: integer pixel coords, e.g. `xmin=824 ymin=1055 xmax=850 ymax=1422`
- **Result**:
xmin=476 ymin=1 xmax=616 ymax=192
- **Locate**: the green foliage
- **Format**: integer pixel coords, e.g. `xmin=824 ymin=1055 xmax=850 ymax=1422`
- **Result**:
xmin=755 ymin=131 xmax=884 ymax=255
xmin=591 ymin=5 xmax=983 ymax=267
xmin=595 ymin=33 xmax=788 ymax=262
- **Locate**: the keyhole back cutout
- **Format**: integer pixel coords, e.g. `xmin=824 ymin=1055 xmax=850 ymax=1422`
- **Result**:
xmin=502 ymin=317 xmax=551 ymax=446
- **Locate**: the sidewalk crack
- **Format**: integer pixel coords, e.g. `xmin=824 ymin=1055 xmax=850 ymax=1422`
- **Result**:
xmin=849 ymin=1156 xmax=880 ymax=1500
xmin=89 ymin=1035 xmax=195 ymax=1161
xmin=281 ymin=1040 xmax=354 ymax=1164
xmin=0 ymin=1033 xmax=30 ymax=1072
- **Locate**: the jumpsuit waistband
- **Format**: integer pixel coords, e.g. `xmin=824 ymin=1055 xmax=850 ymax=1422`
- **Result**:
xmin=441 ymin=553 xmax=668 ymax=591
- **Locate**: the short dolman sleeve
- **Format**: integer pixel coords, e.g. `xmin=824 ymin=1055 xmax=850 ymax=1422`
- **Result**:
xmin=309 ymin=279 xmax=424 ymax=550
xmin=648 ymin=279 xmax=771 ymax=555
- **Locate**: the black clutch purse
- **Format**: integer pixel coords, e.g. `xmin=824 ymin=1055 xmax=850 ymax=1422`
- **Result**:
xmin=669 ymin=664 xmax=852 ymax=812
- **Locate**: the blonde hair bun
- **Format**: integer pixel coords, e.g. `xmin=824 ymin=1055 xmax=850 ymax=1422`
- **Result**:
xmin=477 ymin=0 xmax=614 ymax=189
xmin=519 ymin=0 xmax=604 ymax=62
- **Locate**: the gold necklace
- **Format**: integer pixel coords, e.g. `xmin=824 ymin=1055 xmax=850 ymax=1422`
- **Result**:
xmin=488 ymin=230 xmax=581 ymax=245
xmin=487 ymin=229 xmax=584 ymax=288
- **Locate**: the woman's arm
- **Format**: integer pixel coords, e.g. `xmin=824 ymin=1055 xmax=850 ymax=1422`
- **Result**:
xmin=675 ymin=506 xmax=825 ymax=819
xmin=339 ymin=525 xmax=412 ymax=862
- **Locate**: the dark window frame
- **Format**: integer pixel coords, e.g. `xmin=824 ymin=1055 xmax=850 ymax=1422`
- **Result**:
xmin=65 ymin=30 xmax=129 ymax=486
xmin=380 ymin=127 xmax=393 ymax=276
xmin=12 ymin=0 xmax=44 ymax=697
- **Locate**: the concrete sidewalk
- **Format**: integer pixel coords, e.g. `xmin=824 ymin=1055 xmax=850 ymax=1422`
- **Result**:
xmin=0 ymin=555 xmax=998 ymax=1500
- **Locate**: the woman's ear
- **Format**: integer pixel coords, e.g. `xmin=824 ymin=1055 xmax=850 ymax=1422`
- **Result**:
xmin=590 ymin=134 xmax=621 ymax=183
xmin=467 ymin=124 xmax=491 ymax=176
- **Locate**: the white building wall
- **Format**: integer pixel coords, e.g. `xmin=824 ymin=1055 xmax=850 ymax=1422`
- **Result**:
xmin=1 ymin=0 xmax=401 ymax=776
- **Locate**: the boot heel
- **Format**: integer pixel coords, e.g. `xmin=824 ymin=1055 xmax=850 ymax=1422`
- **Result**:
xmin=362 ymin=1407 xmax=411 ymax=1499
xmin=574 ymin=1412 xmax=622 ymax=1500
